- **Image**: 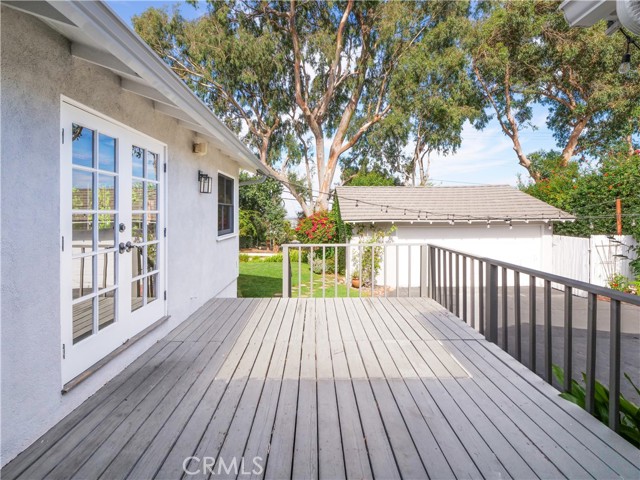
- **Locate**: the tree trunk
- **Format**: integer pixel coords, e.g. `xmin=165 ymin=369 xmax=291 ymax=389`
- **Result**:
xmin=561 ymin=116 xmax=589 ymax=165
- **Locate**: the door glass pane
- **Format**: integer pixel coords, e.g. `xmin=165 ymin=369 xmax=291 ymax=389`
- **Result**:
xmin=73 ymin=297 xmax=94 ymax=344
xmin=146 ymin=151 xmax=158 ymax=180
xmin=72 ymin=125 xmax=94 ymax=168
xmin=147 ymin=274 xmax=158 ymax=304
xmin=147 ymin=182 xmax=157 ymax=211
xmin=72 ymin=214 xmax=93 ymax=254
xmin=147 ymin=244 xmax=157 ymax=273
xmin=98 ymin=214 xmax=116 ymax=250
xmin=97 ymin=251 xmax=116 ymax=290
xmin=98 ymin=134 xmax=116 ymax=172
xmin=132 ymin=243 xmax=144 ymax=277
xmin=147 ymin=214 xmax=157 ymax=241
xmin=98 ymin=175 xmax=115 ymax=210
xmin=72 ymin=257 xmax=93 ymax=299
xmin=98 ymin=291 xmax=116 ymax=330
xmin=132 ymin=181 xmax=143 ymax=210
xmin=131 ymin=214 xmax=143 ymax=242
xmin=72 ymin=170 xmax=93 ymax=210
xmin=131 ymin=279 xmax=144 ymax=311
xmin=132 ymin=146 xmax=144 ymax=178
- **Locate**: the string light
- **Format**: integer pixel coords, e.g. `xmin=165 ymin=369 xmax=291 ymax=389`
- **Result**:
xmin=269 ymin=173 xmax=640 ymax=227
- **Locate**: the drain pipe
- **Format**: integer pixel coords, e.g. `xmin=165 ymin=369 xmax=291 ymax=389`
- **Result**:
xmin=239 ymin=170 xmax=268 ymax=187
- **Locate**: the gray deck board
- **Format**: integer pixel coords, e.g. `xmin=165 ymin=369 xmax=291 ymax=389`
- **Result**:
xmin=4 ymin=297 xmax=639 ymax=480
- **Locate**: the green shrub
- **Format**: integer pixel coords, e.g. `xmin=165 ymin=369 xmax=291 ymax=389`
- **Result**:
xmin=311 ymin=256 xmax=336 ymax=275
xmin=239 ymin=253 xmax=252 ymax=263
xmin=260 ymin=254 xmax=283 ymax=263
xmin=553 ymin=365 xmax=640 ymax=447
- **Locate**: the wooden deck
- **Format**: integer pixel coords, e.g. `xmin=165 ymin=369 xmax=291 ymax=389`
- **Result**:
xmin=3 ymin=298 xmax=639 ymax=479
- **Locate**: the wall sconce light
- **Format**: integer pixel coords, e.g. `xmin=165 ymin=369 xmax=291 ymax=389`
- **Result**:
xmin=193 ymin=142 xmax=208 ymax=156
xmin=198 ymin=170 xmax=212 ymax=194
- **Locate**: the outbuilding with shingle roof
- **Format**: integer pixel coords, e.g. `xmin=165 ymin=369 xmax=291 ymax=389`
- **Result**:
xmin=335 ymin=185 xmax=574 ymax=286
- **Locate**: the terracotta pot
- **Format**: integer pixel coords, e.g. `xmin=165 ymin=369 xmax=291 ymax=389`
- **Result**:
xmin=351 ymin=278 xmax=361 ymax=289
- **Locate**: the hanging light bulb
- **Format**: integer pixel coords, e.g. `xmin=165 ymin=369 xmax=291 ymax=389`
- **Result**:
xmin=548 ymin=224 xmax=552 ymax=230
xmin=619 ymin=39 xmax=631 ymax=75
xmin=632 ymin=218 xmax=637 ymax=227
xmin=509 ymin=220 xmax=513 ymax=230
xmin=589 ymin=222 xmax=594 ymax=230
xmin=486 ymin=219 xmax=491 ymax=229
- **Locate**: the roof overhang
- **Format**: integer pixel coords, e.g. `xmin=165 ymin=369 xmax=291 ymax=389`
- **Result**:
xmin=559 ymin=0 xmax=617 ymax=27
xmin=3 ymin=0 xmax=264 ymax=173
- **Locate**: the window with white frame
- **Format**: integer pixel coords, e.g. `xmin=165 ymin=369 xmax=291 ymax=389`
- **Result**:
xmin=218 ymin=174 xmax=234 ymax=236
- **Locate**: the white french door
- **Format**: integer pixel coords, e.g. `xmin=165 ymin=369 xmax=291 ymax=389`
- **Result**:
xmin=60 ymin=101 xmax=166 ymax=383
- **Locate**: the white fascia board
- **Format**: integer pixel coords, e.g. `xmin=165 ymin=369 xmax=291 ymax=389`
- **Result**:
xmin=48 ymin=1 xmax=263 ymax=173
xmin=559 ymin=0 xmax=616 ymax=26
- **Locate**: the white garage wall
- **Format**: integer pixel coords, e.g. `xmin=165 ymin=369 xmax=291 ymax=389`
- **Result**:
xmin=350 ymin=223 xmax=552 ymax=289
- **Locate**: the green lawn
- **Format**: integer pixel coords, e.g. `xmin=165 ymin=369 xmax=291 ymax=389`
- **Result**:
xmin=238 ymin=260 xmax=364 ymax=298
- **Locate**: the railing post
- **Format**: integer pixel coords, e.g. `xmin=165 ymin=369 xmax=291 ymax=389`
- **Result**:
xmin=585 ymin=293 xmax=597 ymax=414
xmin=609 ymin=299 xmax=621 ymax=432
xmin=420 ymin=245 xmax=428 ymax=298
xmin=282 ymin=245 xmax=290 ymax=298
xmin=428 ymin=246 xmax=436 ymax=299
xmin=485 ymin=263 xmax=498 ymax=343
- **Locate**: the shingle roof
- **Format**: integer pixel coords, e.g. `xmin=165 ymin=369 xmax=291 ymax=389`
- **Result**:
xmin=335 ymin=185 xmax=575 ymax=223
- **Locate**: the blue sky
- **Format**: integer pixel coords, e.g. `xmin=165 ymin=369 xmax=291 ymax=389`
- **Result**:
xmin=108 ymin=0 xmax=559 ymax=189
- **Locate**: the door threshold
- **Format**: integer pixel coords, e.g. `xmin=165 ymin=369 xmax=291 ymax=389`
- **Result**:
xmin=62 ymin=315 xmax=170 ymax=394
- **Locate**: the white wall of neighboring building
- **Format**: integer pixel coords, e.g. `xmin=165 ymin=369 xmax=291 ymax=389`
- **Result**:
xmin=1 ymin=6 xmax=241 ymax=465
xmin=349 ymin=222 xmax=552 ymax=288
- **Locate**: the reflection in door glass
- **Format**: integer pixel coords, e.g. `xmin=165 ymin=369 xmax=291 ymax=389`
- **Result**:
xmin=98 ymin=214 xmax=116 ymax=250
xmin=147 ymin=214 xmax=157 ymax=241
xmin=147 ymin=182 xmax=157 ymax=210
xmin=146 ymin=151 xmax=158 ymax=180
xmin=72 ymin=124 xmax=94 ymax=168
xmin=147 ymin=274 xmax=158 ymax=304
xmin=72 ymin=257 xmax=93 ymax=299
xmin=97 ymin=251 xmax=116 ymax=290
xmin=147 ymin=244 xmax=157 ymax=273
xmin=73 ymin=297 xmax=94 ymax=344
xmin=132 ymin=181 xmax=144 ymax=210
xmin=132 ymin=146 xmax=144 ymax=178
xmin=72 ymin=214 xmax=93 ymax=254
xmin=98 ymin=175 xmax=116 ymax=210
xmin=98 ymin=291 xmax=116 ymax=330
xmin=131 ymin=214 xmax=144 ymax=242
xmin=98 ymin=134 xmax=116 ymax=172
xmin=131 ymin=279 xmax=144 ymax=312
xmin=72 ymin=170 xmax=93 ymax=210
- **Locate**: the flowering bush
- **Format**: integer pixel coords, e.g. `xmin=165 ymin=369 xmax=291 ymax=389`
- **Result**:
xmin=295 ymin=211 xmax=336 ymax=244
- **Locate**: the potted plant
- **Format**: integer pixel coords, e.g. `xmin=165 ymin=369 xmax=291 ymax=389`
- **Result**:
xmin=351 ymin=271 xmax=361 ymax=289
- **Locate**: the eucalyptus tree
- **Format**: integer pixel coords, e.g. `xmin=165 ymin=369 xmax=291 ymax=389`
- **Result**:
xmin=134 ymin=1 xmax=474 ymax=213
xmin=468 ymin=0 xmax=640 ymax=181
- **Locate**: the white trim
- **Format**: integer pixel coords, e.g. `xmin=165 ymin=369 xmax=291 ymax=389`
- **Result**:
xmin=60 ymin=98 xmax=168 ymax=384
xmin=216 ymin=167 xmax=238 ymax=237
xmin=216 ymin=233 xmax=239 ymax=242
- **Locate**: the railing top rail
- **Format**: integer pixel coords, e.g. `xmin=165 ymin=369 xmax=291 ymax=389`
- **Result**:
xmin=429 ymin=243 xmax=640 ymax=307
xmin=281 ymin=242 xmax=427 ymax=248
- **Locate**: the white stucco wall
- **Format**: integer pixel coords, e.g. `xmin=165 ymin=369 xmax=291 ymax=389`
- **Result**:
xmin=350 ymin=222 xmax=552 ymax=288
xmin=1 ymin=7 xmax=241 ymax=465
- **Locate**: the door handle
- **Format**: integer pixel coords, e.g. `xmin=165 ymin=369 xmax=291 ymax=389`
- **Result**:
xmin=119 ymin=241 xmax=134 ymax=254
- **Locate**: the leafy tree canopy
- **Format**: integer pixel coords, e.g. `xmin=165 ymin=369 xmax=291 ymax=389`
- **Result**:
xmin=469 ymin=0 xmax=640 ymax=180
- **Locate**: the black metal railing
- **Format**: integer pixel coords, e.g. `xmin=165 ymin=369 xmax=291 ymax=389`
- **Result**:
xmin=427 ymin=244 xmax=640 ymax=435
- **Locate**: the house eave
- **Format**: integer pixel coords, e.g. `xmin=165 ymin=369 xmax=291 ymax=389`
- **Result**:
xmin=20 ymin=0 xmax=263 ymax=173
